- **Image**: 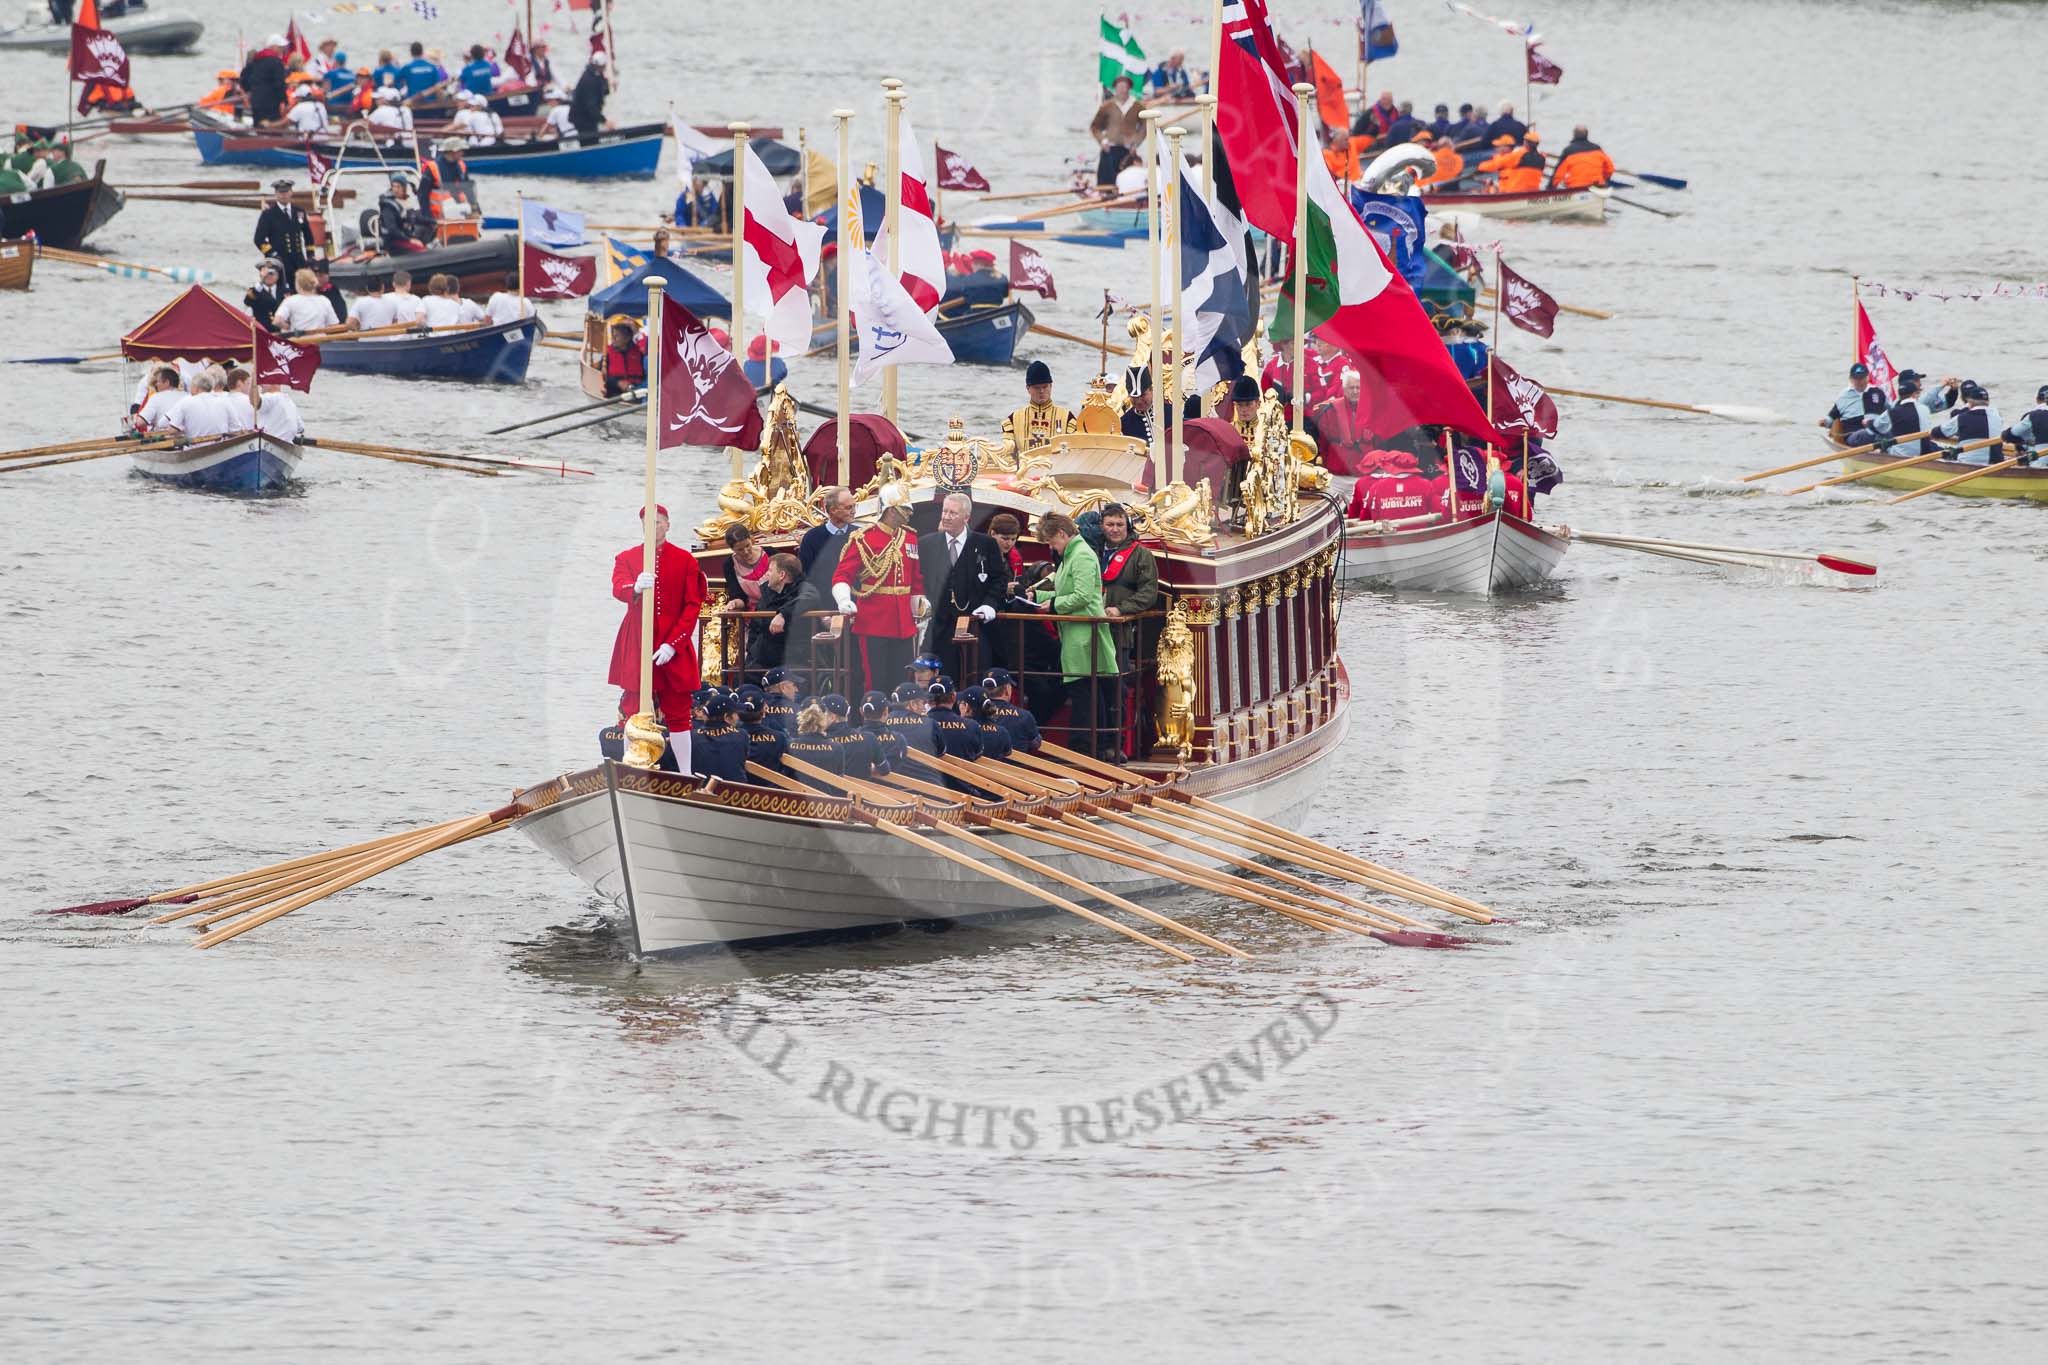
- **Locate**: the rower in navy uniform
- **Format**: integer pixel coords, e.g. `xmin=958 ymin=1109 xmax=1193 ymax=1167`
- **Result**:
xmin=961 ymin=688 xmax=1013 ymax=761
xmin=859 ymin=691 xmax=908 ymax=773
xmin=821 ymin=694 xmax=887 ymax=779
xmin=882 ymin=681 xmax=938 ymax=756
xmin=1820 ymin=362 xmax=1883 ymax=442
xmin=926 ymin=679 xmax=983 ymax=788
xmin=690 ymin=689 xmax=749 ymax=783
xmin=2003 ymin=384 xmax=2048 ymax=465
xmin=734 ymin=685 xmax=788 ymax=777
xmin=1931 ymin=381 xmax=2002 ymax=463
xmin=979 ymin=669 xmax=1041 ymax=753
xmin=783 ymin=701 xmax=844 ymax=786
xmin=1867 ymin=369 xmax=1958 ymax=456
xmin=762 ymin=666 xmax=802 ymax=733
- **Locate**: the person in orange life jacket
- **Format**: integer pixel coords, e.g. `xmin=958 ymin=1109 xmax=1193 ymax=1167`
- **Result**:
xmin=1546 ymin=125 xmax=1615 ymax=189
xmin=1476 ymin=134 xmax=1520 ymax=183
xmin=603 ymin=320 xmax=647 ymax=397
xmin=1495 ymin=131 xmax=1546 ymax=193
xmin=1419 ymin=131 xmax=1466 ymax=188
xmin=609 ymin=504 xmax=708 ymax=772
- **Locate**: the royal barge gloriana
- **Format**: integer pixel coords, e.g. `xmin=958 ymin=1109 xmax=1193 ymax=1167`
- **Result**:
xmin=511 ymin=385 xmax=1362 ymax=957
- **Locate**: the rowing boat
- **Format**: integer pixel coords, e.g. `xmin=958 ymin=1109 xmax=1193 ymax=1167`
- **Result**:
xmin=0 ymin=160 xmax=124 ymax=250
xmin=192 ymin=122 xmax=667 ymax=180
xmin=1827 ymin=436 xmax=2048 ymax=502
xmin=514 ymin=385 xmax=1353 ymax=955
xmin=1340 ymin=510 xmax=1568 ymax=595
xmin=1422 ymin=185 xmax=1610 ymax=223
xmin=318 ymin=317 xmax=541 ymax=385
xmin=0 ymin=238 xmax=33 ymax=290
xmin=326 ymin=235 xmax=518 ymax=301
xmin=130 ymin=430 xmax=301 ymax=495
xmin=0 ymin=10 xmax=202 ymax=54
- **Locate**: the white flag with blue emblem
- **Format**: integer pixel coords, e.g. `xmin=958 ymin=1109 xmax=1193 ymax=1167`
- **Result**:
xmin=848 ymin=240 xmax=953 ymax=387
xmin=1160 ymin=152 xmax=1251 ymax=393
xmin=519 ymin=199 xmax=585 ymax=249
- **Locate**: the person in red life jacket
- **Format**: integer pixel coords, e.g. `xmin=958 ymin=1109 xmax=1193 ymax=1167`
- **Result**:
xmin=608 ymin=504 xmax=708 ymax=771
xmin=830 ymin=483 xmax=926 ymax=697
xmin=1310 ymin=369 xmax=1375 ymax=476
xmin=603 ymin=320 xmax=647 ymax=397
xmin=1546 ymin=125 xmax=1615 ymax=189
xmin=1348 ymin=452 xmax=1436 ymax=522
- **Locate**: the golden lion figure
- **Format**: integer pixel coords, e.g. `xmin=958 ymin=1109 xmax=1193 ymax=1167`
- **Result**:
xmin=1154 ymin=599 xmax=1198 ymax=760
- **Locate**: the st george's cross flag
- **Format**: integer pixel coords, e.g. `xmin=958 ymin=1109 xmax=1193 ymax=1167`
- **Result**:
xmin=658 ymin=304 xmax=763 ymax=451
xmin=253 ymin=327 xmax=320 ymax=392
xmin=871 ymin=111 xmax=947 ymax=314
xmin=1160 ymin=150 xmax=1250 ymax=394
xmin=1497 ymin=258 xmax=1558 ymax=338
xmin=739 ymin=140 xmax=827 ymax=356
xmin=1009 ymin=239 xmax=1057 ymax=299
xmin=1220 ymin=0 xmax=1499 ymax=443
xmin=848 ymin=233 xmax=953 ymax=387
xmin=935 ymin=145 xmax=989 ymax=192
xmin=520 ymin=242 xmax=596 ymax=298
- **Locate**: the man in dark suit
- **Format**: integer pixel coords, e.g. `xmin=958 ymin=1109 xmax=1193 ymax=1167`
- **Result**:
xmin=916 ymin=490 xmax=1007 ymax=685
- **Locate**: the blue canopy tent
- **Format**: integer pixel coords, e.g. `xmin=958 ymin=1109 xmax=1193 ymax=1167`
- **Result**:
xmin=691 ymin=139 xmax=802 ymax=177
xmin=586 ymin=258 xmax=730 ymax=321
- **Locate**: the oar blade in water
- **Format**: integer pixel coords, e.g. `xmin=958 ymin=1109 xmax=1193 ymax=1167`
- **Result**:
xmin=1816 ymin=554 xmax=1878 ymax=577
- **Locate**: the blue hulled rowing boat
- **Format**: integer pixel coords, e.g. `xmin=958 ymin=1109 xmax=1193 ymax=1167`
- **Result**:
xmin=130 ymin=431 xmax=302 ymax=495
xmin=192 ymin=123 xmax=665 ymax=179
xmin=318 ymin=317 xmax=540 ymax=385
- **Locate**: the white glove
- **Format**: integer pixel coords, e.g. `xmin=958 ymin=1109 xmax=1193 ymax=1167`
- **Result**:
xmin=971 ymin=605 xmax=995 ymax=623
xmin=634 ymin=570 xmax=655 ymax=594
xmin=912 ymin=595 xmax=930 ymax=619
xmin=831 ymin=583 xmax=855 ymax=614
xmin=653 ymin=643 xmax=676 ymax=666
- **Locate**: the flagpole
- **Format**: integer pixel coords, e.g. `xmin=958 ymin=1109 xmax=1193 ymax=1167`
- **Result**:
xmin=880 ymin=77 xmax=904 ymax=431
xmin=630 ymin=275 xmax=668 ymax=767
xmin=1196 ymin=93 xmax=1215 ymax=201
xmin=1289 ymin=82 xmax=1314 ymax=440
xmin=1142 ymin=109 xmax=1163 ymax=478
xmin=797 ymin=125 xmax=809 ymax=215
xmin=1851 ymin=275 xmax=1859 ymax=367
xmin=516 ymin=190 xmax=526 ymax=301
xmin=1166 ymin=125 xmax=1188 ymax=487
xmin=1208 ymin=0 xmax=1223 ymax=98
xmin=248 ymin=311 xmax=261 ymax=432
xmin=728 ymin=120 xmax=750 ymax=481
xmin=834 ymin=108 xmax=854 ymax=490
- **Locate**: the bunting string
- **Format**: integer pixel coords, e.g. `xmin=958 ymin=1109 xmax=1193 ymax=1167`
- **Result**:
xmin=1859 ymin=280 xmax=2048 ymax=303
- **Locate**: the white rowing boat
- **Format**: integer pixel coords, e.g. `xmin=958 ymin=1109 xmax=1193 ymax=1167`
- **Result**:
xmin=1339 ymin=511 xmax=1568 ymax=595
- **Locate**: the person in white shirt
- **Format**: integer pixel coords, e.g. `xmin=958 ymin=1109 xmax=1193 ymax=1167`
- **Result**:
xmin=168 ymin=372 xmax=236 ymax=440
xmin=250 ymin=379 xmax=305 ymax=442
xmin=134 ymin=366 xmax=185 ymax=431
xmin=483 ymin=290 xmax=533 ymax=326
xmin=387 ymin=270 xmax=426 ymax=324
xmin=368 ymin=87 xmax=413 ymax=140
xmin=221 ymin=369 xmax=268 ymax=434
xmin=538 ymin=85 xmax=575 ymax=141
xmin=457 ymin=294 xmax=487 ymax=324
xmin=271 ymin=268 xmax=342 ymax=332
xmin=419 ymin=273 xmax=468 ymax=327
xmin=285 ymin=85 xmax=330 ymax=136
xmin=451 ymin=91 xmax=502 ymax=146
xmin=348 ymin=280 xmax=396 ymax=331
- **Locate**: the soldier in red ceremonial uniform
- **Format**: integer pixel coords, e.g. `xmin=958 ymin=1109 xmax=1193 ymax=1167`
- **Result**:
xmin=830 ymin=485 xmax=925 ymax=697
xmin=608 ymin=504 xmax=708 ymax=767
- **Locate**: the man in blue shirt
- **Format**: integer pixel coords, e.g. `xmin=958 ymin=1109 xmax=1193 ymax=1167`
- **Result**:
xmin=397 ymin=42 xmax=443 ymax=99
xmin=371 ymin=49 xmax=402 ymax=89
xmin=457 ymin=44 xmax=498 ymax=97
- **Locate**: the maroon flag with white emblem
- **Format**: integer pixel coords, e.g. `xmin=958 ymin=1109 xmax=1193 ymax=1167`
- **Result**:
xmin=254 ymin=327 xmax=320 ymax=392
xmin=1487 ymin=355 xmax=1558 ymax=438
xmin=304 ymin=141 xmax=331 ymax=187
xmin=1526 ymin=42 xmax=1563 ymax=86
xmin=658 ymin=305 xmax=763 ymax=451
xmin=934 ymin=145 xmax=989 ymax=192
xmin=1497 ymin=259 xmax=1558 ymax=338
xmin=68 ymin=22 xmax=129 ymax=88
xmin=1008 ymin=239 xmax=1056 ymax=300
xmin=504 ymin=24 xmax=532 ymax=81
xmin=521 ymin=241 xmax=596 ymax=298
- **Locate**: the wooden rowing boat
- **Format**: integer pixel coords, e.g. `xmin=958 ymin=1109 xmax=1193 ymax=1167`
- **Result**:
xmin=1340 ymin=510 xmax=1568 ymax=595
xmin=513 ymin=387 xmax=1354 ymax=956
xmin=130 ymin=430 xmax=302 ymax=495
xmin=1423 ymin=185 xmax=1611 ymax=223
xmin=1828 ymin=436 xmax=2048 ymax=502
xmin=0 ymin=238 xmax=33 ymax=290
xmin=192 ymin=122 xmax=667 ymax=180
xmin=0 ymin=10 xmax=202 ymax=54
xmin=0 ymin=160 xmax=125 ymax=250
xmin=319 ymin=316 xmax=540 ymax=385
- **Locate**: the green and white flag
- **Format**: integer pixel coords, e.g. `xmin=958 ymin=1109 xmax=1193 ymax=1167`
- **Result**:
xmin=1098 ymin=16 xmax=1147 ymax=91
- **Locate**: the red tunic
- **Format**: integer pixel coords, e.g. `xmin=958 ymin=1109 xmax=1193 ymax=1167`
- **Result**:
xmin=1311 ymin=397 xmax=1374 ymax=476
xmin=608 ymin=540 xmax=707 ymax=713
xmin=831 ymin=524 xmax=919 ymax=639
xmin=1432 ymin=478 xmax=1487 ymax=521
xmin=1352 ymin=474 xmax=1437 ymax=521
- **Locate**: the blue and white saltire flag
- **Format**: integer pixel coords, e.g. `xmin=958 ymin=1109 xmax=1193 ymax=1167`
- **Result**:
xmin=1362 ymin=0 xmax=1398 ymax=60
xmin=1162 ymin=153 xmax=1250 ymax=394
xmin=848 ymin=240 xmax=953 ymax=387
xmin=519 ymin=199 xmax=586 ymax=249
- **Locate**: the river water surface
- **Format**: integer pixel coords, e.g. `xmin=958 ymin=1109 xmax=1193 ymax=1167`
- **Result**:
xmin=4 ymin=1 xmax=2045 ymax=1360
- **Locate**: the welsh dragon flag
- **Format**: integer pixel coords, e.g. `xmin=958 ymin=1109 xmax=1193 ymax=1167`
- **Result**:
xmin=1219 ymin=0 xmax=1498 ymax=443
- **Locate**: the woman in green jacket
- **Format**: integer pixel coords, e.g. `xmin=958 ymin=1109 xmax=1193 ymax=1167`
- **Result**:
xmin=1033 ymin=512 xmax=1124 ymax=761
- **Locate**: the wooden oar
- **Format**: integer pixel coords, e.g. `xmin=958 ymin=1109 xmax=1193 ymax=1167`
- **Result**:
xmin=6 ymin=350 xmax=127 ymax=365
xmin=1780 ymin=437 xmax=2003 ymax=494
xmin=1570 ymin=530 xmax=1877 ymax=577
xmin=537 ymin=338 xmax=585 ymax=352
xmin=1477 ymin=288 xmax=1613 ymax=320
xmin=1886 ymin=456 xmax=2025 ymax=505
xmin=1547 ymin=386 xmax=1776 ymax=421
xmin=314 ymin=445 xmax=501 ymax=477
xmin=112 ymin=179 xmax=263 ymax=191
xmin=970 ymin=186 xmax=1090 ymax=205
xmin=1029 ymin=322 xmax=1120 ymax=357
xmin=1741 ymin=433 xmax=2002 ymax=483
xmin=1609 ymin=193 xmax=1680 ymax=218
xmin=951 ymin=226 xmax=1123 ymax=243
xmin=304 ymin=436 xmax=585 ymax=475
xmin=36 ymin=245 xmax=214 ymax=284
xmin=487 ymin=389 xmax=642 ymax=435
xmin=0 ymin=434 xmax=171 ymax=462
xmin=0 ymin=447 xmax=144 ymax=473
xmin=981 ymin=192 xmax=1143 ymax=226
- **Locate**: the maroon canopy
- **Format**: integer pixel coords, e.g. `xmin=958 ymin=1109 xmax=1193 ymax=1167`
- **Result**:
xmin=1141 ymin=417 xmax=1249 ymax=496
xmin=802 ymin=414 xmax=907 ymax=491
xmin=121 ymin=286 xmax=261 ymax=363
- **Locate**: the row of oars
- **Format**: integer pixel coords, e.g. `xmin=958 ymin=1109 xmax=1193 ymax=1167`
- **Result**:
xmin=40 ymin=747 xmax=1488 ymax=956
xmin=1738 ymin=434 xmax=2014 ymax=502
xmin=0 ymin=433 xmax=176 ymax=472
xmin=0 ymin=432 xmax=593 ymax=479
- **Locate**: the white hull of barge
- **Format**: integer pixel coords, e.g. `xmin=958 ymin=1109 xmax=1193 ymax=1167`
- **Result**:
xmin=1339 ymin=511 xmax=1567 ymax=596
xmin=514 ymin=704 xmax=1349 ymax=957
